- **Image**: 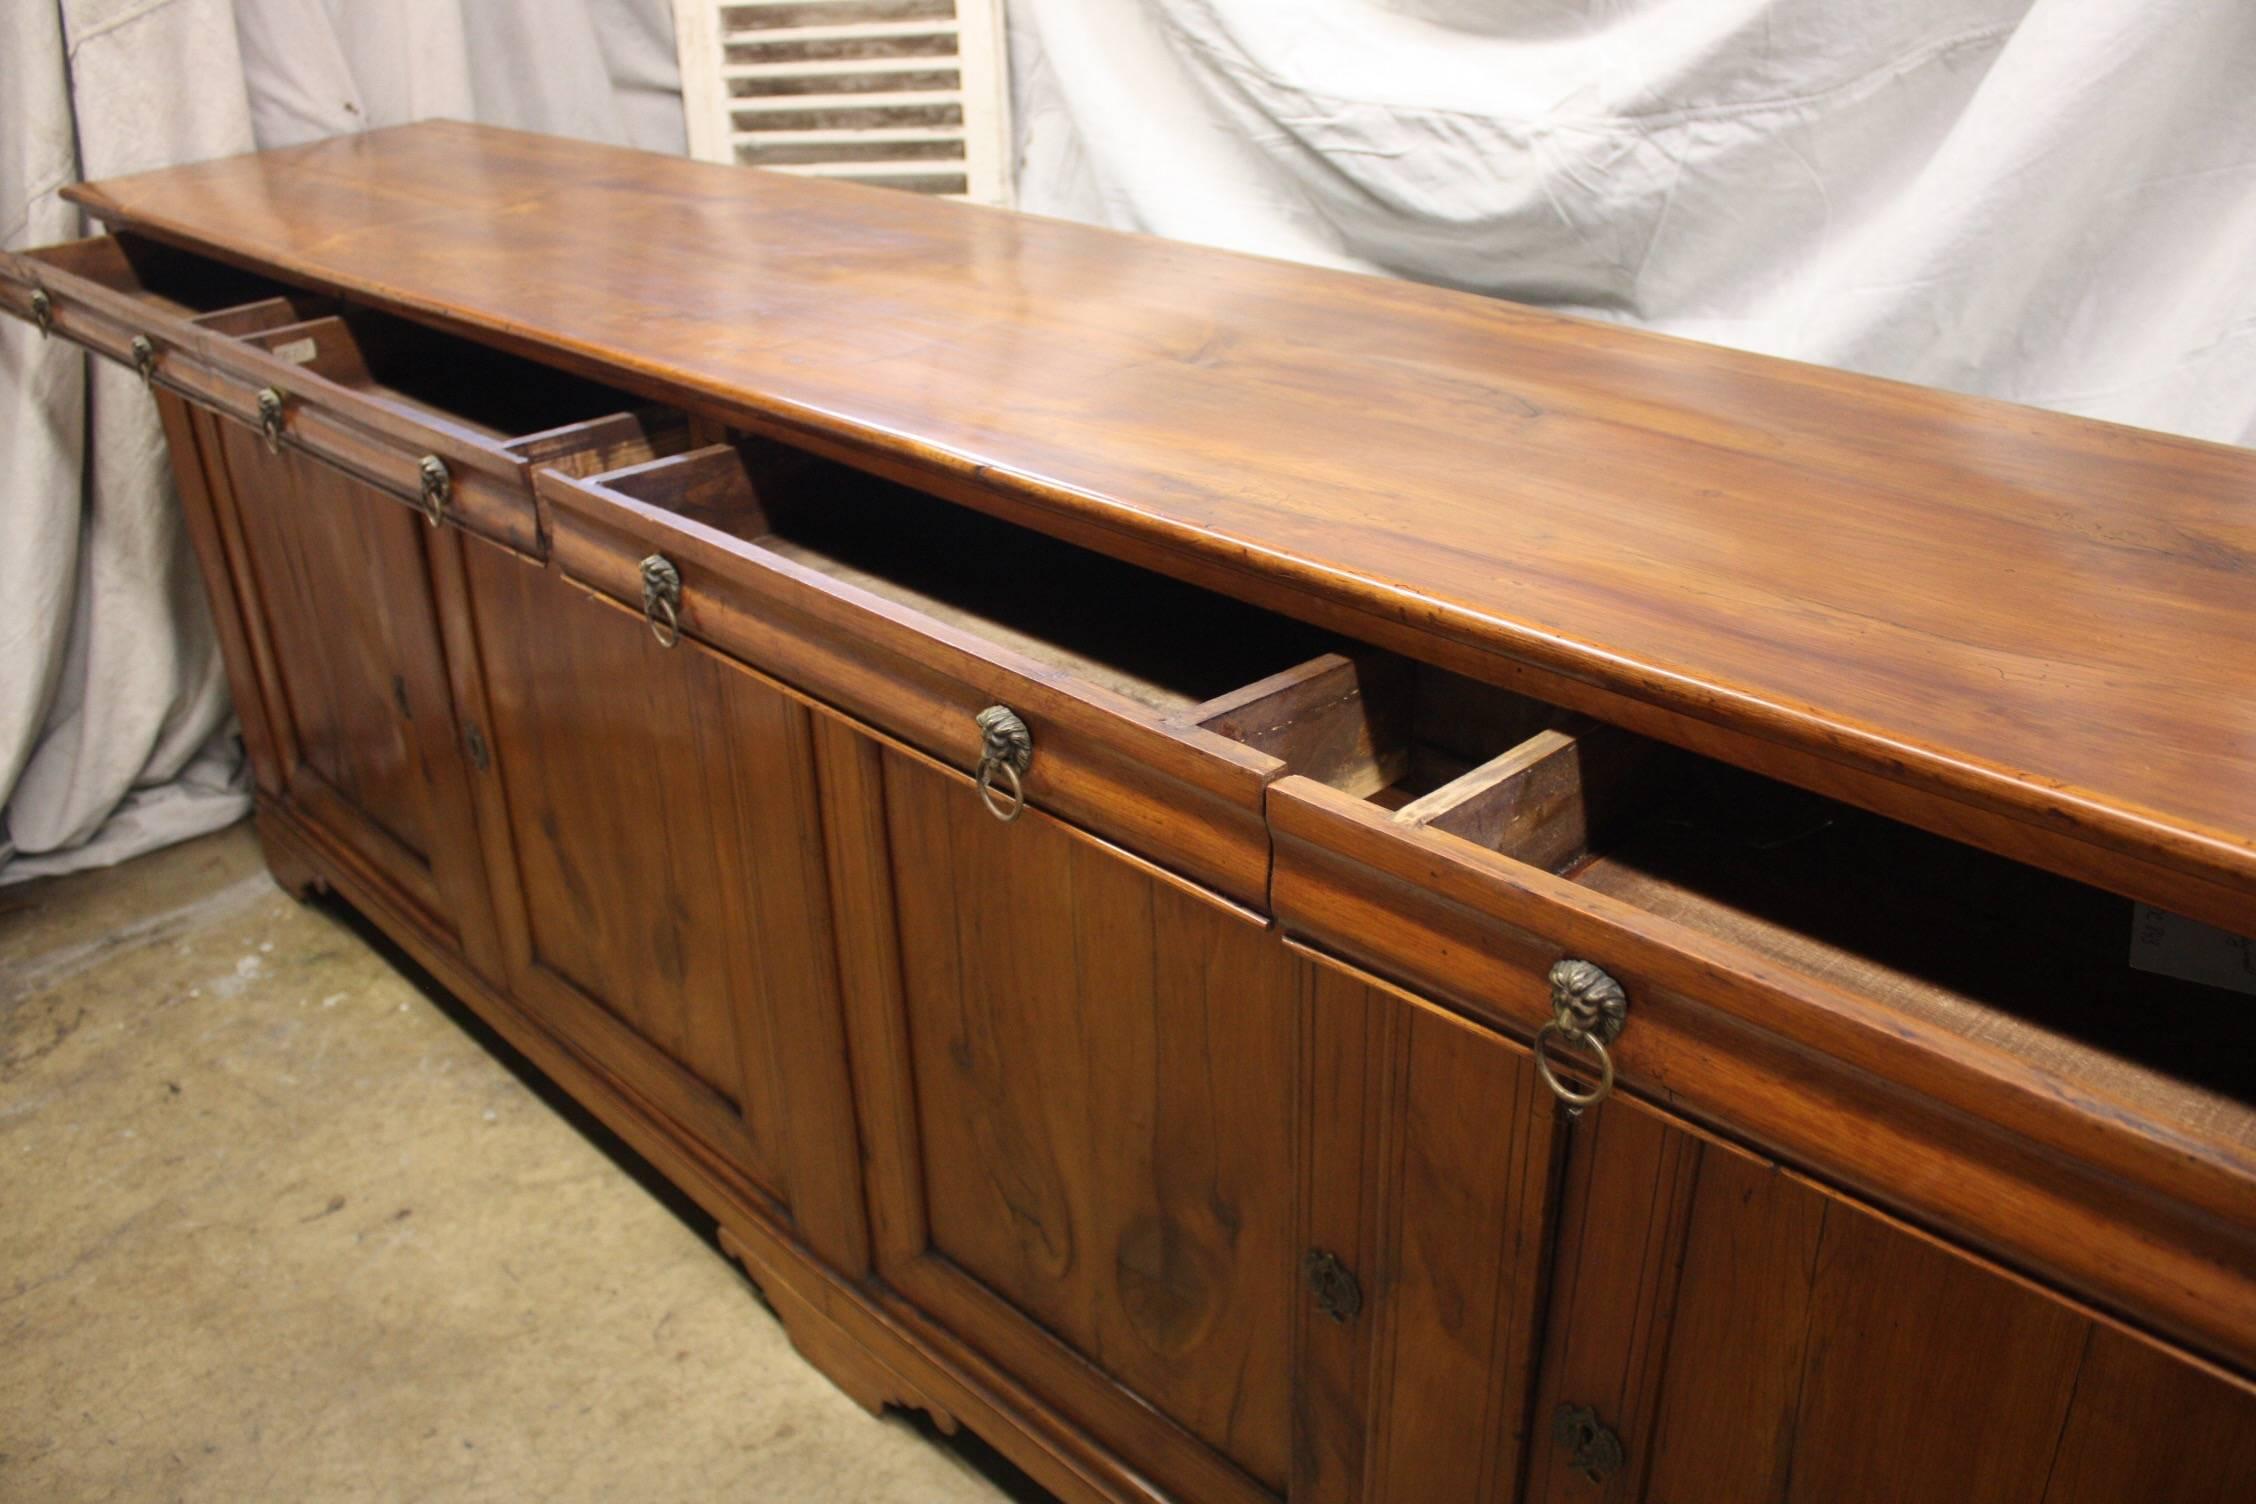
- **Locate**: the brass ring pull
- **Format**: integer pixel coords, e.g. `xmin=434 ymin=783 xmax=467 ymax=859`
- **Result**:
xmin=29 ymin=288 xmax=52 ymax=336
xmin=131 ymin=334 xmax=157 ymax=388
xmin=1534 ymin=958 xmax=1628 ymax=1116
xmin=417 ymin=454 xmax=450 ymax=527
xmin=1533 ymin=1022 xmax=1614 ymax=1112
xmin=256 ymin=386 xmax=286 ymax=454
xmin=973 ymin=705 xmax=1032 ymax=823
xmin=977 ymin=757 xmax=1024 ymax=822
xmin=639 ymin=553 xmax=681 ymax=647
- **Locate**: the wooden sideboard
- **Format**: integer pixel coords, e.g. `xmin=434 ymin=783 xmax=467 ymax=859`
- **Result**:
xmin=7 ymin=122 xmax=2251 ymax=1502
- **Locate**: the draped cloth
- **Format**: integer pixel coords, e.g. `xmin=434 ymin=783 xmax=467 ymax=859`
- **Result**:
xmin=0 ymin=0 xmax=679 ymax=881
xmin=1006 ymin=0 xmax=2256 ymax=445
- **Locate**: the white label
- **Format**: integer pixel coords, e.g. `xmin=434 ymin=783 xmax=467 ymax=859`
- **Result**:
xmin=2129 ymin=904 xmax=2256 ymax=997
xmin=273 ymin=336 xmax=318 ymax=365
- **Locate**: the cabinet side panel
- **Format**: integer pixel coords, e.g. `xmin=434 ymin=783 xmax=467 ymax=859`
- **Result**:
xmin=157 ymin=397 xmax=283 ymax=798
xmin=191 ymin=411 xmax=305 ymax=786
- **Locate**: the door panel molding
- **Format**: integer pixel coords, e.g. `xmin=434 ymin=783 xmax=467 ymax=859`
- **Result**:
xmin=821 ymin=712 xmax=1295 ymax=1504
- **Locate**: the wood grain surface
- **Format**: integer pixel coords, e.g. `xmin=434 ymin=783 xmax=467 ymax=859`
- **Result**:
xmin=1267 ymin=769 xmax=2256 ymax=1374
xmin=831 ymin=722 xmax=1298 ymax=1504
xmin=1523 ymin=1095 xmax=2256 ymax=1504
xmin=204 ymin=412 xmax=500 ymax=970
xmin=1294 ymin=947 xmax=1560 ymax=1504
xmin=58 ymin=121 xmax=2256 ymax=929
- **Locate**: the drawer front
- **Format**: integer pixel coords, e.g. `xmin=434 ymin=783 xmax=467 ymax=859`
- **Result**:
xmin=1 ymin=236 xmax=280 ymax=396
xmin=1268 ymin=774 xmax=2256 ymax=1374
xmin=2 ymin=254 xmax=145 ymax=366
xmin=0 ymin=238 xmax=542 ymax=556
xmin=536 ymin=462 xmax=1282 ymax=907
xmin=3 ymin=236 xmax=179 ymax=365
xmin=190 ymin=333 xmax=542 ymax=556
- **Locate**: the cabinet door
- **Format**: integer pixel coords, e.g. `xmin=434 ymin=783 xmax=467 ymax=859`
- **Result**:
xmin=1295 ymin=950 xmax=1563 ymax=1504
xmin=446 ymin=539 xmax=866 ymax=1269
xmin=817 ymin=717 xmax=1298 ymax=1504
xmin=1522 ymin=1091 xmax=2256 ymax=1503
xmin=202 ymin=413 xmax=499 ymax=970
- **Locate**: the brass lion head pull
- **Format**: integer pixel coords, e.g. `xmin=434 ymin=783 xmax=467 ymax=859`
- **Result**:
xmin=29 ymin=288 xmax=52 ymax=336
xmin=256 ymin=386 xmax=286 ymax=454
xmin=973 ymin=705 xmax=1032 ymax=822
xmin=1534 ymin=958 xmax=1628 ymax=1115
xmin=416 ymin=454 xmax=450 ymax=528
xmin=639 ymin=553 xmax=681 ymax=647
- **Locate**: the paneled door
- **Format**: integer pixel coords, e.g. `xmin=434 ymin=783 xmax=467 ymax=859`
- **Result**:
xmin=815 ymin=715 xmax=1300 ymax=1504
xmin=1521 ymin=1090 xmax=2256 ymax=1503
xmin=1294 ymin=949 xmax=1563 ymax=1504
xmin=196 ymin=411 xmax=501 ymax=973
xmin=445 ymin=539 xmax=865 ymax=1270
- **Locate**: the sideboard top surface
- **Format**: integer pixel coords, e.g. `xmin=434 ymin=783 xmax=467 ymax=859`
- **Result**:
xmin=64 ymin=121 xmax=2256 ymax=916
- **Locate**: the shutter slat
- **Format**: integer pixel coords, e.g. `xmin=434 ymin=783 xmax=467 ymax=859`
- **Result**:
xmin=732 ymin=126 xmax=967 ymax=144
xmin=721 ymin=19 xmax=959 ymax=43
xmin=724 ymin=54 xmax=956 ymax=78
xmin=763 ymin=159 xmax=965 ymax=176
xmin=727 ymin=88 xmax=963 ymax=112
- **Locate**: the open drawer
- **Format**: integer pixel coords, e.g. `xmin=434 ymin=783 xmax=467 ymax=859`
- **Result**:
xmin=0 ymin=231 xmax=326 ymax=387
xmin=1258 ymin=660 xmax=2256 ymax=1371
xmin=184 ymin=309 xmax=688 ymax=555
xmin=533 ymin=436 xmax=1341 ymax=906
xmin=0 ymin=233 xmax=682 ymax=556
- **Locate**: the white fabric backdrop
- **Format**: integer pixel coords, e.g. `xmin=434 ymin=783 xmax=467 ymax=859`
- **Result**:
xmin=1006 ymin=0 xmax=2256 ymax=446
xmin=0 ymin=0 xmax=679 ymax=882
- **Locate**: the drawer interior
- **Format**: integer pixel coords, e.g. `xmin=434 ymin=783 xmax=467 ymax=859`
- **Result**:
xmin=506 ymin=409 xmax=696 ymax=482
xmin=240 ymin=310 xmax=657 ymax=441
xmin=1191 ymin=651 xmax=1587 ymax=810
xmin=1327 ymin=686 xmax=2256 ymax=1125
xmin=191 ymin=293 xmax=335 ymax=338
xmin=1565 ymin=762 xmax=2253 ymax=1105
xmin=26 ymin=231 xmax=293 ymax=317
xmin=583 ymin=438 xmax=1335 ymax=713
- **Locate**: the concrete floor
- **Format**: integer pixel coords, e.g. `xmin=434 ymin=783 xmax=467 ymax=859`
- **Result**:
xmin=1 ymin=823 xmax=1041 ymax=1503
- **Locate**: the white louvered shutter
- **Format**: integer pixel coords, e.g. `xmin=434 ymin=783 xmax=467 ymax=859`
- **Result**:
xmin=672 ymin=0 xmax=1013 ymax=204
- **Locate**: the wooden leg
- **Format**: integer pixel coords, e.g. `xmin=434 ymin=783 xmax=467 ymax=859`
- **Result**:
xmin=254 ymin=807 xmax=328 ymax=901
xmin=718 ymin=1226 xmax=958 ymax=1434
